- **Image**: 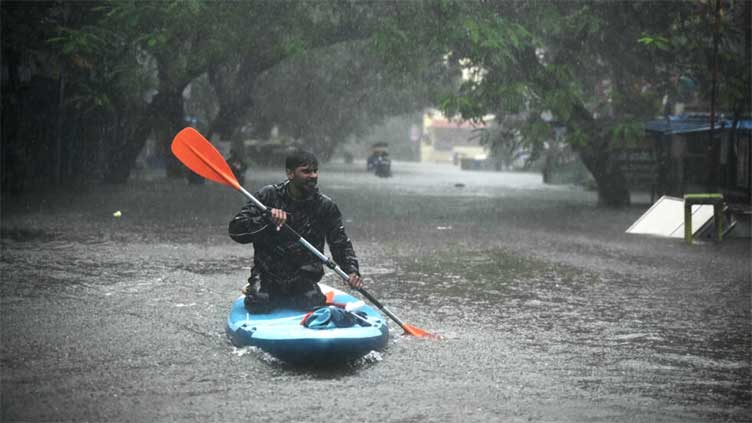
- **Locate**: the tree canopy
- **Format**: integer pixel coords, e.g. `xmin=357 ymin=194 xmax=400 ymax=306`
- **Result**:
xmin=2 ymin=0 xmax=749 ymax=206
xmin=371 ymin=0 xmax=750 ymax=205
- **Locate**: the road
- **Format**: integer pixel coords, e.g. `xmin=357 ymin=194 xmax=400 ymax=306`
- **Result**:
xmin=1 ymin=161 xmax=749 ymax=422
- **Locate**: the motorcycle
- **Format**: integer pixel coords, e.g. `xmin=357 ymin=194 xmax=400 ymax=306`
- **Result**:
xmin=371 ymin=153 xmax=391 ymax=178
xmin=366 ymin=142 xmax=392 ymax=178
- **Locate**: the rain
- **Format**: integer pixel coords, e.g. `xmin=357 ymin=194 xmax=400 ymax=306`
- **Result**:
xmin=2 ymin=2 xmax=750 ymax=422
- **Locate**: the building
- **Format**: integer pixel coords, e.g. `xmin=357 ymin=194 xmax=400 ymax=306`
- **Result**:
xmin=643 ymin=114 xmax=751 ymax=206
xmin=420 ymin=109 xmax=490 ymax=165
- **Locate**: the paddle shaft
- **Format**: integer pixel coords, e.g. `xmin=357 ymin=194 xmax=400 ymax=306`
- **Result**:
xmin=354 ymin=287 xmax=407 ymax=328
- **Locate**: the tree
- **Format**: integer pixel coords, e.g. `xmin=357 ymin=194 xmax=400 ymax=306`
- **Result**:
xmin=6 ymin=1 xmax=438 ymax=187
xmin=373 ymin=0 xmax=747 ymax=206
xmin=1 ymin=1 xmax=136 ymax=189
xmin=203 ymin=2 xmax=401 ymax=144
xmin=251 ymin=39 xmax=447 ymax=160
xmin=92 ymin=1 xmax=243 ymax=180
xmin=201 ymin=1 xmax=452 ymax=161
xmin=61 ymin=1 xmax=403 ymax=180
xmin=639 ymin=0 xmax=752 ymax=191
xmin=2 ymin=1 xmax=66 ymax=193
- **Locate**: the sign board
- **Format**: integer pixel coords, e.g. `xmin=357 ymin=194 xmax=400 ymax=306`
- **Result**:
xmin=616 ymin=148 xmax=656 ymax=190
xmin=626 ymin=195 xmax=715 ymax=238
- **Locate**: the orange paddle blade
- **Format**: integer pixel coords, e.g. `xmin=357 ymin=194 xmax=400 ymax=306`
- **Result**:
xmin=402 ymin=323 xmax=443 ymax=340
xmin=171 ymin=127 xmax=240 ymax=190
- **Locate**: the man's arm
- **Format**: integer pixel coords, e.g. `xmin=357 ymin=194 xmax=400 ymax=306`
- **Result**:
xmin=228 ymin=186 xmax=275 ymax=244
xmin=228 ymin=202 xmax=268 ymax=244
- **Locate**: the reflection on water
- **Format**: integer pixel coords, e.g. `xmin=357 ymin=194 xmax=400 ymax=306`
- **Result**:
xmin=387 ymin=249 xmax=750 ymax=421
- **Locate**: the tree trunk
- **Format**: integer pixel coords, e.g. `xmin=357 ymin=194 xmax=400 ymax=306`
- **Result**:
xmin=567 ymin=104 xmax=631 ymax=207
xmin=102 ymin=86 xmax=185 ymax=183
xmin=581 ymin=155 xmax=631 ymax=207
xmin=103 ymin=112 xmax=146 ymax=184
xmin=151 ymin=89 xmax=188 ymax=179
xmin=206 ymin=59 xmax=261 ymax=141
xmin=576 ymin=134 xmax=631 ymax=207
xmin=102 ymin=65 xmax=190 ymax=183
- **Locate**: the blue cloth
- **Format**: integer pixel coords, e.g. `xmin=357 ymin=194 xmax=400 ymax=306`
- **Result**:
xmin=302 ymin=306 xmax=368 ymax=329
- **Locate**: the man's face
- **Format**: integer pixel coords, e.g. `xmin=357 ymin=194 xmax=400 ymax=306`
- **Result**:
xmin=287 ymin=163 xmax=318 ymax=194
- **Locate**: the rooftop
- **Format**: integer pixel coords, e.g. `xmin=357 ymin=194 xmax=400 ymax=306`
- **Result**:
xmin=646 ymin=115 xmax=752 ymax=135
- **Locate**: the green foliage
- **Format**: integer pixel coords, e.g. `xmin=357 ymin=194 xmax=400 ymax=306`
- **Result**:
xmin=638 ymin=34 xmax=671 ymax=50
xmin=636 ymin=0 xmax=750 ymax=115
xmin=6 ymin=0 xmax=748 ymax=194
xmin=252 ymin=39 xmax=443 ymax=159
xmin=47 ymin=3 xmax=152 ymax=113
xmin=522 ymin=119 xmax=553 ymax=148
xmin=369 ymin=0 xmax=750 ymax=205
xmin=609 ymin=120 xmax=646 ymax=147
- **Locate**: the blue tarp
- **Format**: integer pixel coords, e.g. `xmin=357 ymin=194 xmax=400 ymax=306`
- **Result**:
xmin=646 ymin=115 xmax=752 ymax=135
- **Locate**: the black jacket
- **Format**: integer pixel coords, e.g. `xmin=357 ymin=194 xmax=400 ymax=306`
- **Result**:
xmin=228 ymin=181 xmax=359 ymax=283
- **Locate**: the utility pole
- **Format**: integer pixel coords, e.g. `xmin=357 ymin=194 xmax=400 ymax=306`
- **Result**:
xmin=707 ymin=0 xmax=722 ymax=191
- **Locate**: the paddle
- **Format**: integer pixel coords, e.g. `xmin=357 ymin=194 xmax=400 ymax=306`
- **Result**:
xmin=171 ymin=127 xmax=439 ymax=339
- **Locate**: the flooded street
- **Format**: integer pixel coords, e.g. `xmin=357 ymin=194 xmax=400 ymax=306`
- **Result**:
xmin=2 ymin=161 xmax=750 ymax=422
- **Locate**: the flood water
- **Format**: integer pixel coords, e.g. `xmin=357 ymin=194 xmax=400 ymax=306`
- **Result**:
xmin=2 ymin=161 xmax=750 ymax=422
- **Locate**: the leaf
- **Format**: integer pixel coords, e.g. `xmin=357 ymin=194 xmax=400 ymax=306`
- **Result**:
xmin=638 ymin=36 xmax=654 ymax=45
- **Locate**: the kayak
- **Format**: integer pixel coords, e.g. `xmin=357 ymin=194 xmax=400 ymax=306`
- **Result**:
xmin=226 ymin=284 xmax=389 ymax=364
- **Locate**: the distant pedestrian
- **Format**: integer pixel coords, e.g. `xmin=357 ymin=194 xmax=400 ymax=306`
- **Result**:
xmin=226 ymin=149 xmax=248 ymax=186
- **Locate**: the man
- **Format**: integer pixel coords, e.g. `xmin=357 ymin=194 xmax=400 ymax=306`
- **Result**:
xmin=226 ymin=149 xmax=248 ymax=186
xmin=229 ymin=149 xmax=363 ymax=313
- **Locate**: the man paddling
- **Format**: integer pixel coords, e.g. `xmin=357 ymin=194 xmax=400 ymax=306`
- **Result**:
xmin=229 ymin=149 xmax=363 ymax=313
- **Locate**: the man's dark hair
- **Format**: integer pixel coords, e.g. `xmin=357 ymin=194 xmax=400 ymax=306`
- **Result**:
xmin=285 ymin=149 xmax=318 ymax=171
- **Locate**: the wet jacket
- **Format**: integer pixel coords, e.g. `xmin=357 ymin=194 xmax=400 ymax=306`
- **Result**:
xmin=228 ymin=181 xmax=359 ymax=286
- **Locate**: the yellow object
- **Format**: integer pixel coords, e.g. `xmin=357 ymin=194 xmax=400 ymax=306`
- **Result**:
xmin=113 ymin=211 xmax=122 ymax=218
xmin=683 ymin=194 xmax=725 ymax=244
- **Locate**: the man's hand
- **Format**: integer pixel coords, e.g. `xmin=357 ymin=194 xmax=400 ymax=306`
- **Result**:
xmin=347 ymin=273 xmax=363 ymax=289
xmin=269 ymin=208 xmax=287 ymax=231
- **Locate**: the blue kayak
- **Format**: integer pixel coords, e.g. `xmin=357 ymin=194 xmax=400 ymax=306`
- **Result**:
xmin=226 ymin=284 xmax=389 ymax=364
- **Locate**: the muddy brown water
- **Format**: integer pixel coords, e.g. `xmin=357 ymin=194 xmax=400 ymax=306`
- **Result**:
xmin=1 ymin=161 xmax=750 ymax=422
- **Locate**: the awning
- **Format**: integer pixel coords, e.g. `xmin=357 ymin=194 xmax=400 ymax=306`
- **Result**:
xmin=646 ymin=115 xmax=752 ymax=135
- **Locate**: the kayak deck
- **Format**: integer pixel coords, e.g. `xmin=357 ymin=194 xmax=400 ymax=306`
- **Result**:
xmin=226 ymin=284 xmax=389 ymax=364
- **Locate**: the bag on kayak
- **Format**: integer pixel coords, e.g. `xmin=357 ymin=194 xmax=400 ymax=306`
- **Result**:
xmin=301 ymin=306 xmax=370 ymax=329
